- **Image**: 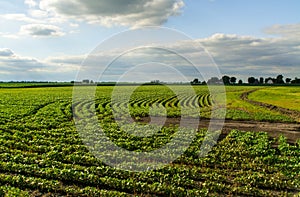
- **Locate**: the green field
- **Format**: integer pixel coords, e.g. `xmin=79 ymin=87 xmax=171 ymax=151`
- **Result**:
xmin=225 ymin=86 xmax=297 ymax=122
xmin=0 ymin=85 xmax=299 ymax=196
xmin=249 ymin=87 xmax=300 ymax=112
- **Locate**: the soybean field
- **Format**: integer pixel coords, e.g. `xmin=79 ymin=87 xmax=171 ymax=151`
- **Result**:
xmin=0 ymin=85 xmax=299 ymax=196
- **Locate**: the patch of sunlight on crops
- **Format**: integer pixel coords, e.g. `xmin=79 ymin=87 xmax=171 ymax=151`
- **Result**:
xmin=249 ymin=87 xmax=300 ymax=111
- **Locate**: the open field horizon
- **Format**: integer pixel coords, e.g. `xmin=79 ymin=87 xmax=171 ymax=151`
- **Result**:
xmin=0 ymin=85 xmax=299 ymax=196
xmin=1 ymin=0 xmax=300 ymax=196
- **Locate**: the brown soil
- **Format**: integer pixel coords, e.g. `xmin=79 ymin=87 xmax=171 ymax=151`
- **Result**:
xmin=134 ymin=89 xmax=300 ymax=144
xmin=137 ymin=117 xmax=300 ymax=144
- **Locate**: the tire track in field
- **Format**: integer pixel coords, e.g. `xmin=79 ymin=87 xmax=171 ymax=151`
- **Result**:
xmin=0 ymin=101 xmax=58 ymax=125
xmin=240 ymin=89 xmax=300 ymax=122
xmin=137 ymin=117 xmax=300 ymax=144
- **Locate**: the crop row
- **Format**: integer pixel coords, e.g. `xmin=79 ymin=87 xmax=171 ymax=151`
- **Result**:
xmin=0 ymin=127 xmax=299 ymax=195
xmin=0 ymin=86 xmax=299 ymax=196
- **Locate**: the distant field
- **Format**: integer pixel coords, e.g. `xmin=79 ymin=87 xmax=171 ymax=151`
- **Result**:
xmin=0 ymin=85 xmax=297 ymax=122
xmin=225 ymin=86 xmax=298 ymax=122
xmin=0 ymin=85 xmax=299 ymax=196
xmin=249 ymin=87 xmax=300 ymax=112
xmin=0 ymin=82 xmax=73 ymax=88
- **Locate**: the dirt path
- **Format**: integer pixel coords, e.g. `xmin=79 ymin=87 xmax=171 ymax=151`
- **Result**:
xmin=138 ymin=117 xmax=300 ymax=144
xmin=135 ymin=89 xmax=300 ymax=144
xmin=241 ymin=89 xmax=300 ymax=122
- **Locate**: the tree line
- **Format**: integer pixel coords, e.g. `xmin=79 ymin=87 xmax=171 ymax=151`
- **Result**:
xmin=191 ymin=75 xmax=300 ymax=85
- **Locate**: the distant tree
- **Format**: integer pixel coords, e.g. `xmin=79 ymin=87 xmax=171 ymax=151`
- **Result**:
xmin=276 ymin=75 xmax=284 ymax=84
xmin=191 ymin=78 xmax=199 ymax=85
xmin=207 ymin=77 xmax=221 ymax=85
xmin=222 ymin=75 xmax=231 ymax=85
xmin=150 ymin=80 xmax=160 ymax=84
xmin=285 ymin=78 xmax=291 ymax=84
xmin=291 ymin=77 xmax=300 ymax=84
xmin=230 ymin=77 xmax=237 ymax=84
xmin=201 ymin=81 xmax=207 ymax=85
xmin=248 ymin=77 xmax=256 ymax=84
xmin=259 ymin=77 xmax=264 ymax=84
xmin=238 ymin=79 xmax=243 ymax=85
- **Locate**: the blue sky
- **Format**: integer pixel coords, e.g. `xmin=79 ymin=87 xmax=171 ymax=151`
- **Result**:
xmin=168 ymin=0 xmax=300 ymax=37
xmin=0 ymin=0 xmax=299 ymax=81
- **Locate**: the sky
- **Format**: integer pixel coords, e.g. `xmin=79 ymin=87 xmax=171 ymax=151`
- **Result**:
xmin=0 ymin=0 xmax=300 ymax=82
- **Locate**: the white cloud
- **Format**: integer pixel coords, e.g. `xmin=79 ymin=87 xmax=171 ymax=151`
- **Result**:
xmin=0 ymin=32 xmax=20 ymax=39
xmin=1 ymin=0 xmax=184 ymax=40
xmin=45 ymin=54 xmax=85 ymax=66
xmin=29 ymin=30 xmax=300 ymax=81
xmin=39 ymin=0 xmax=185 ymax=27
xmin=20 ymin=24 xmax=65 ymax=37
xmin=0 ymin=49 xmax=79 ymax=81
xmin=0 ymin=11 xmax=65 ymax=25
xmin=0 ymin=48 xmax=14 ymax=57
xmin=24 ymin=0 xmax=37 ymax=8
xmin=0 ymin=14 xmax=41 ymax=23
xmin=264 ymin=23 xmax=300 ymax=38
xmin=1 ymin=23 xmax=300 ymax=81
xmin=0 ymin=50 xmax=46 ymax=77
xmin=69 ymin=23 xmax=79 ymax=28
xmin=28 ymin=9 xmax=49 ymax=18
xmin=198 ymin=32 xmax=300 ymax=78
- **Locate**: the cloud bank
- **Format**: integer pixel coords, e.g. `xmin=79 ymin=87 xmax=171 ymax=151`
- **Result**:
xmin=199 ymin=29 xmax=300 ymax=78
xmin=0 ymin=49 xmax=14 ymax=57
xmin=20 ymin=24 xmax=64 ymax=37
xmin=1 ymin=24 xmax=300 ymax=81
xmin=39 ymin=0 xmax=184 ymax=27
xmin=0 ymin=49 xmax=80 ymax=81
xmin=264 ymin=24 xmax=300 ymax=38
xmin=0 ymin=0 xmax=185 ymax=38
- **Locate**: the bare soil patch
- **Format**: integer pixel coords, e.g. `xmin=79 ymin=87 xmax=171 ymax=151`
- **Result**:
xmin=137 ymin=117 xmax=300 ymax=144
xmin=134 ymin=89 xmax=300 ymax=144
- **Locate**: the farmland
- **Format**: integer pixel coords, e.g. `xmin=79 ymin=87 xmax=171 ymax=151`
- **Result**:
xmin=0 ymin=85 xmax=299 ymax=196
